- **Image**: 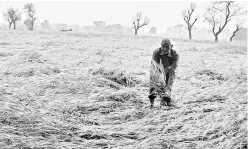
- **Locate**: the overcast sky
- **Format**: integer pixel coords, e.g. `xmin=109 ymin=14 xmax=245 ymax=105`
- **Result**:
xmin=0 ymin=1 xmax=247 ymax=33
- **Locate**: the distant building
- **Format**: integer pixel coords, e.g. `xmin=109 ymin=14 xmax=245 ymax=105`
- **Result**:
xmin=174 ymin=24 xmax=184 ymax=28
xmin=122 ymin=26 xmax=133 ymax=33
xmin=150 ymin=27 xmax=157 ymax=34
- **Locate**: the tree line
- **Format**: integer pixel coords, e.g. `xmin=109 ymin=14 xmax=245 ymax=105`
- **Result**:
xmin=3 ymin=3 xmax=36 ymax=30
xmin=182 ymin=1 xmax=246 ymax=42
xmin=2 ymin=1 xmax=247 ymax=42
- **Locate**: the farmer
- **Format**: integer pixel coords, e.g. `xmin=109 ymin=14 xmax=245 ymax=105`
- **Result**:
xmin=148 ymin=38 xmax=179 ymax=108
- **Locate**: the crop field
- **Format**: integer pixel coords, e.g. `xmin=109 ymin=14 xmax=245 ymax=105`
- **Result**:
xmin=0 ymin=29 xmax=247 ymax=149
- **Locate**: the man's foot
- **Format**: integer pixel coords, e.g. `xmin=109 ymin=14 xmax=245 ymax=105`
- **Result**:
xmin=160 ymin=96 xmax=171 ymax=106
xmin=148 ymin=93 xmax=156 ymax=109
xmin=150 ymin=104 xmax=154 ymax=109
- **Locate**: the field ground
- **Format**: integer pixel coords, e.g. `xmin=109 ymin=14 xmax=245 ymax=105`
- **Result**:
xmin=0 ymin=29 xmax=247 ymax=149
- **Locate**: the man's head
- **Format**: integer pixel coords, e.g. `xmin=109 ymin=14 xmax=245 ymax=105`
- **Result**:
xmin=160 ymin=38 xmax=173 ymax=55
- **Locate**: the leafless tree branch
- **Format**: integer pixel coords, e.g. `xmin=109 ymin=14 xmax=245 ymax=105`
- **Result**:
xmin=182 ymin=3 xmax=198 ymax=39
xmin=3 ymin=7 xmax=21 ymax=29
xmin=204 ymin=1 xmax=246 ymax=42
xmin=230 ymin=20 xmax=244 ymax=42
xmin=132 ymin=12 xmax=150 ymax=35
xmin=24 ymin=3 xmax=36 ymax=30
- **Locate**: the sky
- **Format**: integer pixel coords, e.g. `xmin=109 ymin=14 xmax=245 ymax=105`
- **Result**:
xmin=0 ymin=1 xmax=247 ymax=33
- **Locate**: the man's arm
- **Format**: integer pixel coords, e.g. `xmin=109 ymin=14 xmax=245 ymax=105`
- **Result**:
xmin=152 ymin=49 xmax=160 ymax=64
xmin=165 ymin=50 xmax=179 ymax=91
xmin=171 ymin=50 xmax=179 ymax=72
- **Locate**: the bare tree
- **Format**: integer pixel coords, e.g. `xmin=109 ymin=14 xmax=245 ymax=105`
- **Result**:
xmin=3 ymin=13 xmax=12 ymax=29
xmin=23 ymin=3 xmax=36 ymax=30
xmin=230 ymin=20 xmax=244 ymax=42
xmin=182 ymin=3 xmax=198 ymax=39
xmin=132 ymin=12 xmax=150 ymax=35
xmin=3 ymin=7 xmax=22 ymax=29
xmin=204 ymin=1 xmax=247 ymax=42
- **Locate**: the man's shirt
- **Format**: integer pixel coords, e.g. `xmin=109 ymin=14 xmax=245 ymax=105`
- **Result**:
xmin=152 ymin=48 xmax=179 ymax=71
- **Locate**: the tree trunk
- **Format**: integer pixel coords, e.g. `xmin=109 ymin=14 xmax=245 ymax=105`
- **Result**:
xmin=9 ymin=22 xmax=12 ymax=29
xmin=214 ymin=35 xmax=218 ymax=43
xmin=135 ymin=28 xmax=138 ymax=35
xmin=13 ymin=22 xmax=16 ymax=30
xmin=188 ymin=27 xmax=192 ymax=40
xmin=230 ymin=35 xmax=234 ymax=42
xmin=230 ymin=29 xmax=239 ymax=42
xmin=30 ymin=21 xmax=34 ymax=30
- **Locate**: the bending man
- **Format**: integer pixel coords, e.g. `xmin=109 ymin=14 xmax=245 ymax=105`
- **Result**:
xmin=148 ymin=38 xmax=179 ymax=108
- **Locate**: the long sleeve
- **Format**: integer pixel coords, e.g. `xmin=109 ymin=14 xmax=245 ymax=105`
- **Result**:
xmin=152 ymin=49 xmax=160 ymax=64
xmin=171 ymin=50 xmax=179 ymax=72
xmin=166 ymin=50 xmax=179 ymax=91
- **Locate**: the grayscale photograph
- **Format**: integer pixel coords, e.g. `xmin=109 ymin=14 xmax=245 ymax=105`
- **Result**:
xmin=0 ymin=0 xmax=247 ymax=148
